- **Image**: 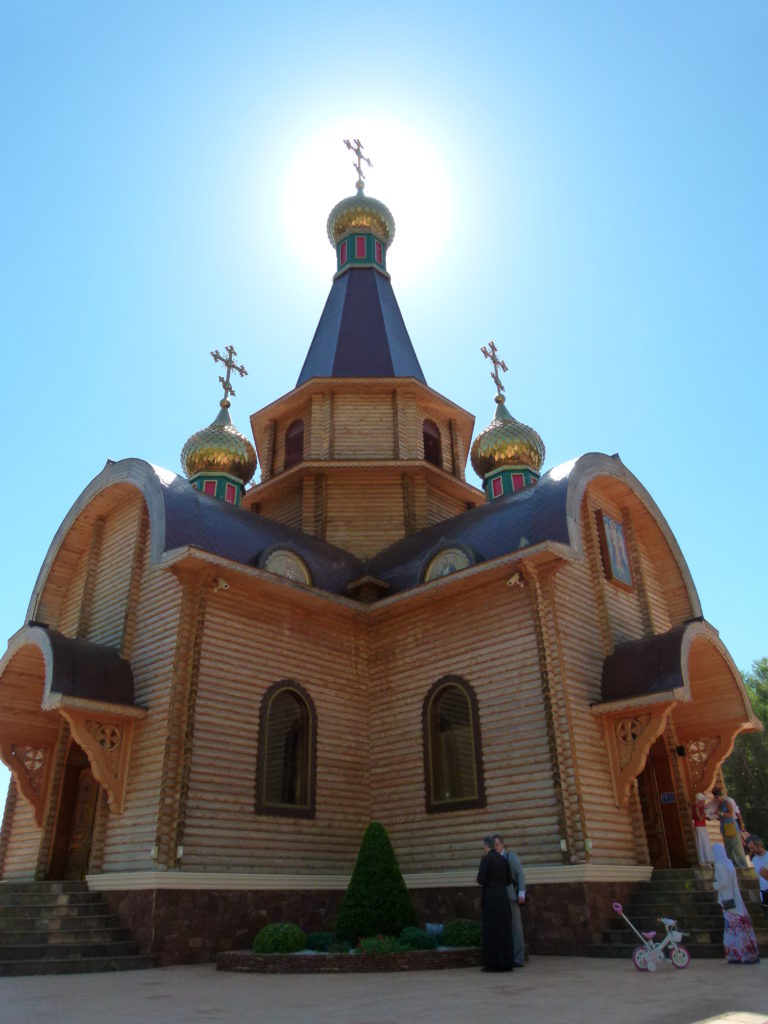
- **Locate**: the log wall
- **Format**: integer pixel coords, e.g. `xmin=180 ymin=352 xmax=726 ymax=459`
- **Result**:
xmin=180 ymin=586 xmax=369 ymax=875
xmin=368 ymin=575 xmax=562 ymax=874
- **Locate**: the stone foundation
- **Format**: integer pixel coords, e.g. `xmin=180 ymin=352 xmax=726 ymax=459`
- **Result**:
xmin=101 ymin=880 xmax=639 ymax=966
xmin=217 ymin=948 xmax=482 ymax=972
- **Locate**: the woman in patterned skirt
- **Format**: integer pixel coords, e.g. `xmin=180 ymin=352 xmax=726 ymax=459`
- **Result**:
xmin=712 ymin=843 xmax=759 ymax=963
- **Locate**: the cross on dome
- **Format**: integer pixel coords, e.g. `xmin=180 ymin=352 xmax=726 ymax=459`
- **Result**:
xmin=210 ymin=345 xmax=247 ymax=406
xmin=480 ymin=341 xmax=508 ymax=397
xmin=343 ymin=138 xmax=372 ymax=192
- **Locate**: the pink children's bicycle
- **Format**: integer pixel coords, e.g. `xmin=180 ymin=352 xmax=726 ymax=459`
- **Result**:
xmin=611 ymin=901 xmax=690 ymax=971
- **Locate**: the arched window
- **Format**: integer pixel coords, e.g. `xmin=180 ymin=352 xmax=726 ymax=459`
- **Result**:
xmin=255 ymin=681 xmax=316 ymax=818
xmin=423 ymin=676 xmax=485 ymax=813
xmin=284 ymin=420 xmax=304 ymax=470
xmin=422 ymin=419 xmax=442 ymax=468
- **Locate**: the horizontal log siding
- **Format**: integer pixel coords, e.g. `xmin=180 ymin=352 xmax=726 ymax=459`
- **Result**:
xmin=426 ymin=487 xmax=469 ymax=527
xmin=56 ymin=547 xmax=88 ymax=635
xmin=87 ymin=492 xmax=143 ymax=648
xmin=553 ymin=561 xmax=639 ymax=863
xmin=1 ymin=793 xmax=40 ymax=879
xmin=259 ymin=486 xmax=303 ymax=531
xmin=308 ymin=393 xmax=331 ymax=461
xmin=368 ymin=581 xmax=561 ymax=874
xmin=587 ymin=491 xmax=646 ymax=646
xmin=99 ymin=557 xmax=183 ymax=872
xmin=634 ymin=531 xmax=673 ymax=634
xmin=325 ymin=479 xmax=405 ymax=557
xmin=181 ymin=592 xmax=369 ymax=874
xmin=333 ymin=393 xmax=395 ymax=459
xmin=588 ymin=477 xmax=694 ymax=626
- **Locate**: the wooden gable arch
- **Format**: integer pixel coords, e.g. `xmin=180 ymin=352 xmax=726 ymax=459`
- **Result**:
xmin=0 ymin=626 xmax=145 ymax=821
xmin=593 ymin=620 xmax=757 ymax=806
xmin=564 ymin=453 xmax=702 ymax=624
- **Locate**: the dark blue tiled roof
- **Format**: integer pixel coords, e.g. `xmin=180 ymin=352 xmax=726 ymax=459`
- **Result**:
xmin=296 ymin=268 xmax=426 ymax=385
xmin=367 ymin=467 xmax=573 ymax=593
xmin=601 ymin=625 xmax=689 ymax=701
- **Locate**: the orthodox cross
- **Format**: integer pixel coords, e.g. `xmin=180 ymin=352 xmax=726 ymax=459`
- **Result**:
xmin=210 ymin=345 xmax=247 ymax=402
xmin=481 ymin=341 xmax=508 ymax=395
xmin=344 ymin=138 xmax=372 ymax=188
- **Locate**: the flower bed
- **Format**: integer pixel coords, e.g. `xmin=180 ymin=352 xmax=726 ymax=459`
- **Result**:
xmin=216 ymin=947 xmax=482 ymax=973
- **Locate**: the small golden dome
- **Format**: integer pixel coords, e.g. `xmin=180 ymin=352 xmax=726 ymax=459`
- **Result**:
xmin=327 ymin=188 xmax=395 ymax=248
xmin=470 ymin=395 xmax=546 ymax=478
xmin=181 ymin=401 xmax=257 ymax=485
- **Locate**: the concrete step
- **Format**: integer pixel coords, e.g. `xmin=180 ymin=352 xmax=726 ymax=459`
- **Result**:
xmin=0 ymin=940 xmax=142 ymax=962
xmin=0 ymin=891 xmax=107 ymax=908
xmin=0 ymin=881 xmax=89 ymax=895
xmin=0 ymin=926 xmax=133 ymax=946
xmin=0 ymin=881 xmax=154 ymax=975
xmin=0 ymin=910 xmax=119 ymax=931
xmin=0 ymin=954 xmax=155 ymax=976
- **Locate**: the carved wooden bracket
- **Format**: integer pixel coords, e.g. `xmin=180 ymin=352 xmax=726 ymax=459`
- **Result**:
xmin=685 ymin=724 xmax=746 ymax=795
xmin=602 ymin=702 xmax=676 ymax=807
xmin=57 ymin=708 xmax=139 ymax=814
xmin=0 ymin=741 xmax=54 ymax=827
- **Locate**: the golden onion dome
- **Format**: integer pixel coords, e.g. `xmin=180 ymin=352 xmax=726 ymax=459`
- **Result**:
xmin=470 ymin=395 xmax=546 ymax=478
xmin=180 ymin=400 xmax=257 ymax=485
xmin=327 ymin=186 xmax=395 ymax=248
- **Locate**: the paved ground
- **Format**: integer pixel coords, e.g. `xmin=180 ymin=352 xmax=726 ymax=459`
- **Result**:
xmin=1 ymin=956 xmax=767 ymax=1024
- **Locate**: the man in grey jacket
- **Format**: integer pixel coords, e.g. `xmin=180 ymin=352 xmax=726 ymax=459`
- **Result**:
xmin=493 ymin=833 xmax=526 ymax=967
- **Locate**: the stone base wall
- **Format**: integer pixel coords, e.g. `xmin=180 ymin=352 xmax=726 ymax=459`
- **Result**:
xmin=102 ymin=880 xmax=639 ymax=966
xmin=217 ymin=948 xmax=482 ymax=972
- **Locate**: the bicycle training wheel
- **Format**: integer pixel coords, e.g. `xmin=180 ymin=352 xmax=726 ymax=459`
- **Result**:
xmin=671 ymin=946 xmax=690 ymax=968
xmin=632 ymin=946 xmax=649 ymax=971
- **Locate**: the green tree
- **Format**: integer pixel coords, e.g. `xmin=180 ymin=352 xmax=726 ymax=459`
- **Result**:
xmin=723 ymin=657 xmax=768 ymax=841
xmin=334 ymin=821 xmax=418 ymax=942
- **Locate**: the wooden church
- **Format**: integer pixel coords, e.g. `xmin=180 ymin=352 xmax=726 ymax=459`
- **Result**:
xmin=0 ymin=146 xmax=758 ymax=963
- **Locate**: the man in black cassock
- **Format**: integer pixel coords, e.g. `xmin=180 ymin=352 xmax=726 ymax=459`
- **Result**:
xmin=477 ymin=836 xmax=514 ymax=972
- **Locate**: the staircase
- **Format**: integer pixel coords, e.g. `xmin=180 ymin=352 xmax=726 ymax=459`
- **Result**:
xmin=590 ymin=867 xmax=768 ymax=960
xmin=0 ymin=881 xmax=154 ymax=975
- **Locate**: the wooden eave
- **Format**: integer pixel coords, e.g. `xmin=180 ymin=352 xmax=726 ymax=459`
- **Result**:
xmin=244 ymin=458 xmax=484 ymax=512
xmin=250 ymin=376 xmax=475 ymax=433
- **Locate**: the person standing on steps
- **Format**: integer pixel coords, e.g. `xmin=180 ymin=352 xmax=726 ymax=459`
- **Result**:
xmin=477 ymin=836 xmax=514 ymax=972
xmin=493 ymin=833 xmax=526 ymax=968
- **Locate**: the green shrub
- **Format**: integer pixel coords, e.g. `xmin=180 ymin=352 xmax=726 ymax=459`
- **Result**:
xmin=305 ymin=931 xmax=335 ymax=952
xmin=441 ymin=918 xmax=482 ymax=948
xmin=398 ymin=926 xmax=437 ymax=950
xmin=252 ymin=922 xmax=306 ymax=954
xmin=335 ymin=822 xmax=418 ymax=942
xmin=358 ymin=934 xmax=404 ymax=954
xmin=328 ymin=938 xmax=353 ymax=953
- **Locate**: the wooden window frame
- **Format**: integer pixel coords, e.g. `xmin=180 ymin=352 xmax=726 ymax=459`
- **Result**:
xmin=284 ymin=419 xmax=304 ymax=470
xmin=255 ymin=680 xmax=317 ymax=819
xmin=422 ymin=419 xmax=443 ymax=468
xmin=422 ymin=675 xmax=486 ymax=814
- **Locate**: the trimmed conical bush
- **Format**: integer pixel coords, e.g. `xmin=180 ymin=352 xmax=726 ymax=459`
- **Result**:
xmin=334 ymin=822 xmax=418 ymax=942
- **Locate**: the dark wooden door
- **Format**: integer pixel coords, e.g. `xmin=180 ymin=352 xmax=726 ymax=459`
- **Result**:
xmin=48 ymin=745 xmax=99 ymax=880
xmin=638 ymin=737 xmax=688 ymax=869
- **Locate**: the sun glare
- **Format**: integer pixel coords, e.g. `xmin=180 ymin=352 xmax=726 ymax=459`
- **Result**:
xmin=280 ymin=118 xmax=455 ymax=285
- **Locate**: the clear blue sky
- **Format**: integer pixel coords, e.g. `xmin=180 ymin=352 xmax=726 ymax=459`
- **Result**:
xmin=1 ymin=2 xmax=766 ymax=811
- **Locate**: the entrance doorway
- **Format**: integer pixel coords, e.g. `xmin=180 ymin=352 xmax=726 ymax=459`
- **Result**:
xmin=637 ymin=736 xmax=688 ymax=869
xmin=48 ymin=743 xmax=100 ymax=880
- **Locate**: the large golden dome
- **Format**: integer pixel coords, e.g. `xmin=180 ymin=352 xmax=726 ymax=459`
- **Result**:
xmin=327 ymin=187 xmax=395 ymax=248
xmin=470 ymin=395 xmax=546 ymax=478
xmin=181 ymin=400 xmax=257 ymax=485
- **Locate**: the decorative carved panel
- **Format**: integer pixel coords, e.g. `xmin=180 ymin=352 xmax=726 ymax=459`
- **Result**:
xmin=58 ymin=710 xmax=137 ymax=814
xmin=602 ymin=703 xmax=676 ymax=807
xmin=0 ymin=742 xmax=53 ymax=826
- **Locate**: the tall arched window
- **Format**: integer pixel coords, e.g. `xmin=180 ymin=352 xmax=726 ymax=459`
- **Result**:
xmin=422 ymin=419 xmax=442 ymax=468
xmin=284 ymin=419 xmax=304 ymax=470
xmin=255 ymin=681 xmax=316 ymax=818
xmin=423 ymin=676 xmax=485 ymax=813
